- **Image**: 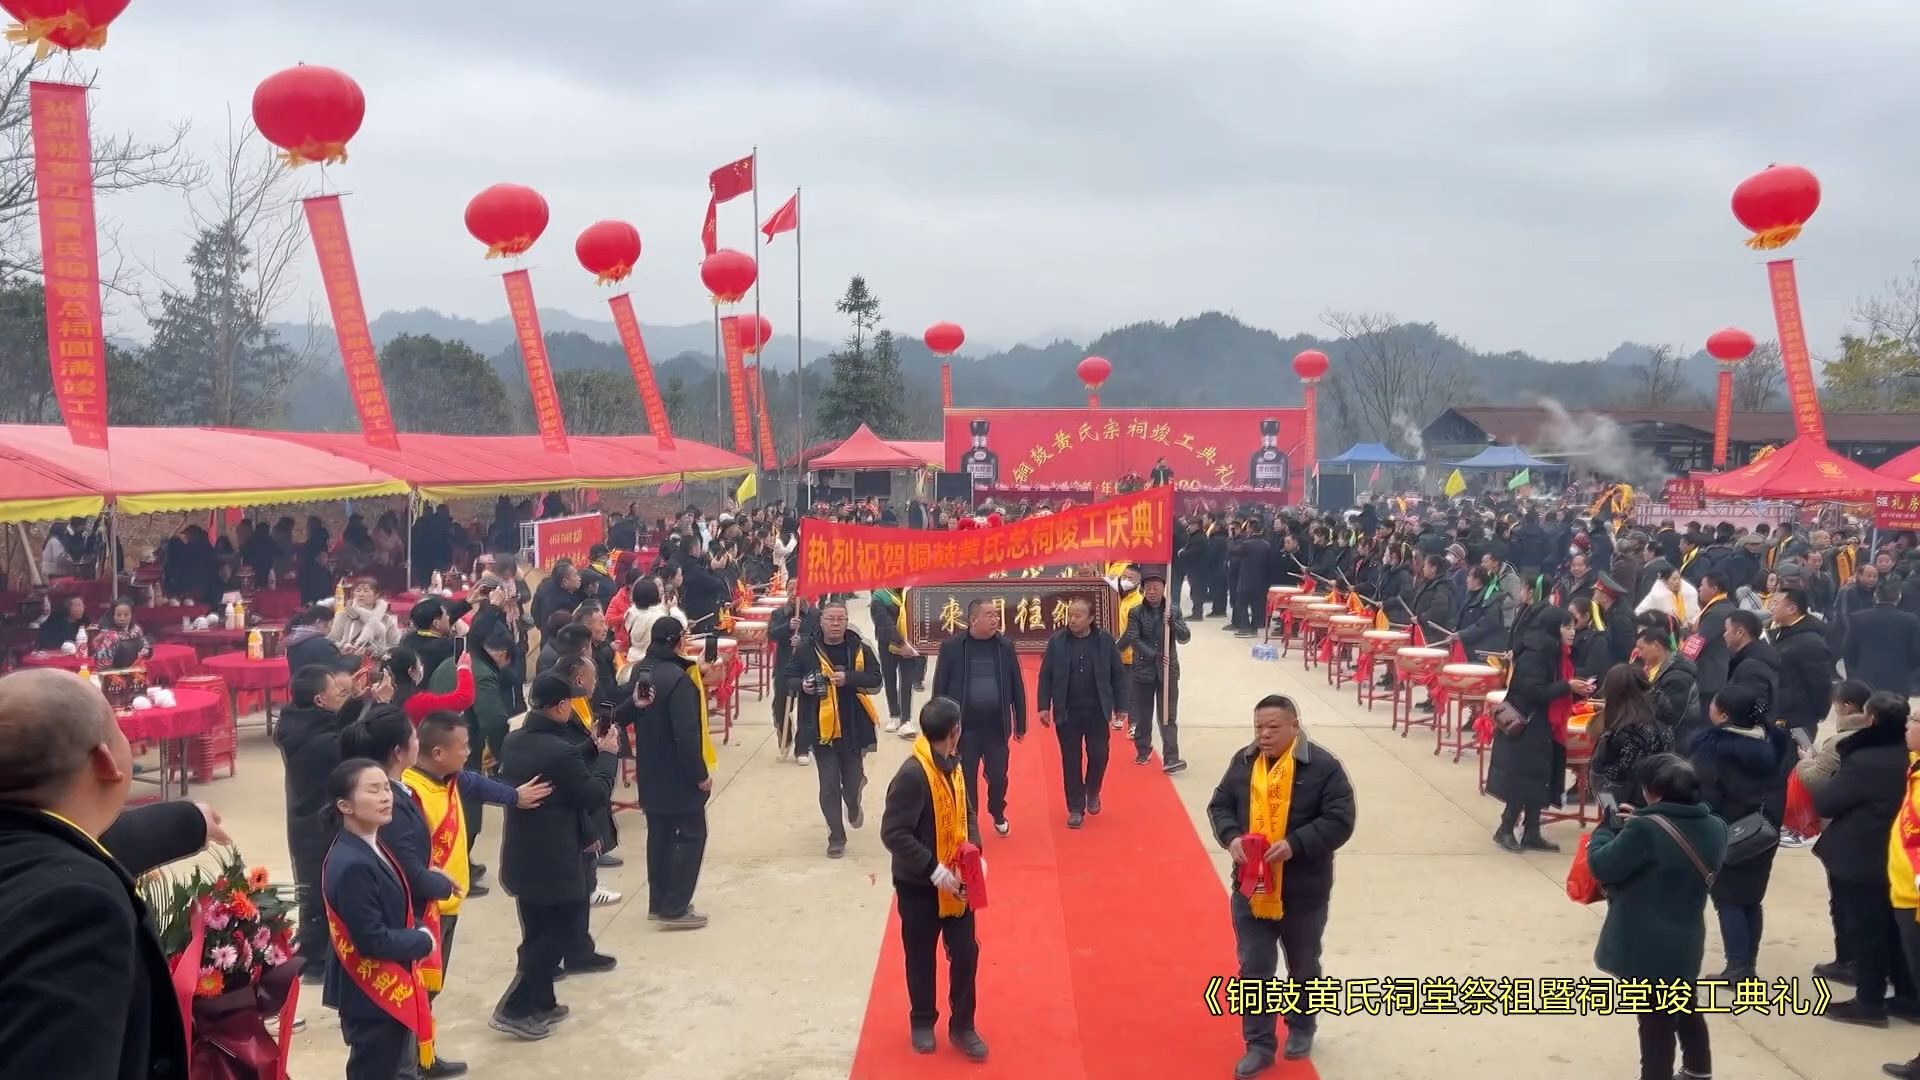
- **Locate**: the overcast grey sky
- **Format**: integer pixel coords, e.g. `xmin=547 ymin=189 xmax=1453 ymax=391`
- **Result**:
xmin=81 ymin=0 xmax=1920 ymax=360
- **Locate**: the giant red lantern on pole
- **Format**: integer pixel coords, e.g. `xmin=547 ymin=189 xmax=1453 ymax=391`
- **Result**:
xmin=574 ymin=220 xmax=641 ymax=285
xmin=701 ymin=248 xmax=756 ymax=304
xmin=465 ymin=184 xmax=549 ymax=259
xmin=736 ymin=314 xmax=773 ymax=356
xmin=1077 ymin=355 xmax=1111 ymax=408
xmin=1704 ymin=327 xmax=1754 ymax=469
xmin=1293 ymin=349 xmax=1329 ymax=492
xmin=251 ymin=64 xmax=366 ymax=168
xmin=1732 ymin=165 xmax=1826 ymax=443
xmin=2 ymin=0 xmax=129 ymax=55
xmin=925 ymin=321 xmax=965 ymax=356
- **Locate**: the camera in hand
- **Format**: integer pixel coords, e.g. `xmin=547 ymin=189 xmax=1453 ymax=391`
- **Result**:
xmin=801 ymin=672 xmax=825 ymax=696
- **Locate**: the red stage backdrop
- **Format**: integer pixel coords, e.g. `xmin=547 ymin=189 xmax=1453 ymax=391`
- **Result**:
xmin=797 ymin=486 xmax=1173 ymax=596
xmin=943 ymin=407 xmax=1307 ymax=503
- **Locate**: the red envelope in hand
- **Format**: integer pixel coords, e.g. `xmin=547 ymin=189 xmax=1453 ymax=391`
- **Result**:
xmin=955 ymin=841 xmax=988 ymax=911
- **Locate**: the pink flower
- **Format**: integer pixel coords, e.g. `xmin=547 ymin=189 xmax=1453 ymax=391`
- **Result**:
xmin=252 ymin=927 xmax=272 ymax=950
xmin=209 ymin=945 xmax=240 ymax=971
xmin=266 ymin=944 xmax=290 ymax=966
xmin=201 ymin=905 xmax=231 ymax=931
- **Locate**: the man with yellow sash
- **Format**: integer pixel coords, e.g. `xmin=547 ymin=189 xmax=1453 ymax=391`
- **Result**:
xmin=879 ymin=697 xmax=989 ymax=1061
xmin=786 ymin=600 xmax=885 ymax=859
xmin=404 ymin=713 xmax=552 ymax=1077
xmin=870 ymin=586 xmax=925 ymax=738
xmin=1884 ymin=709 xmax=1920 ymax=1080
xmin=1113 ymin=565 xmax=1144 ymax=732
xmin=1207 ymin=694 xmax=1356 ymax=1077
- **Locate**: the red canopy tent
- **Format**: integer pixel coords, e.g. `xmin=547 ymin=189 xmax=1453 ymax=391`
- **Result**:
xmin=1703 ymin=438 xmax=1920 ymax=501
xmin=0 ymin=442 xmax=103 ymax=521
xmin=808 ymin=425 xmax=941 ymax=470
xmin=1875 ymin=445 xmax=1920 ymax=484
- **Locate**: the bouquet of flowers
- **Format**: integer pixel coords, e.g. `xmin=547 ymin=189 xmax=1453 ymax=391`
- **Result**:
xmin=139 ymin=845 xmax=304 ymax=1080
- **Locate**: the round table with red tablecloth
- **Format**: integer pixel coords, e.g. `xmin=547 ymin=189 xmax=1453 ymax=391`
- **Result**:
xmin=249 ymin=589 xmax=304 ymax=621
xmin=20 ymin=641 xmax=203 ymax=681
xmin=118 ymin=686 xmax=222 ymax=801
xmin=19 ymin=648 xmax=84 ymax=670
xmin=201 ymin=651 xmax=291 ymax=729
xmin=160 ymin=625 xmax=283 ymax=660
xmin=133 ymin=602 xmax=209 ymax=627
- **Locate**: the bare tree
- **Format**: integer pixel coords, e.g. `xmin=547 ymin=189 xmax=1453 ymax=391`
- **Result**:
xmin=1626 ymin=344 xmax=1695 ymax=408
xmin=0 ymin=50 xmax=201 ymax=288
xmin=141 ymin=118 xmax=321 ymax=425
xmin=1318 ymin=311 xmax=1476 ymax=456
xmin=1730 ymin=339 xmax=1785 ymax=412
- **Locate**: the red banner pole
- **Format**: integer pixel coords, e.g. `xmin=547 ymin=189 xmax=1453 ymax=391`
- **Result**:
xmin=304 ymin=196 xmax=399 ymax=450
xmin=29 ymin=82 xmax=109 ymax=449
xmin=1301 ymin=376 xmax=1319 ymax=496
xmin=502 ymin=269 xmax=569 ymax=453
xmin=1765 ymin=259 xmax=1827 ymax=443
xmin=608 ymin=293 xmax=674 ymax=450
xmin=1712 ymin=364 xmax=1734 ymax=467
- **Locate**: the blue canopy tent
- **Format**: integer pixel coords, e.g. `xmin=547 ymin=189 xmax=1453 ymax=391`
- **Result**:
xmin=1447 ymin=444 xmax=1555 ymax=470
xmin=1323 ymin=442 xmax=1411 ymax=465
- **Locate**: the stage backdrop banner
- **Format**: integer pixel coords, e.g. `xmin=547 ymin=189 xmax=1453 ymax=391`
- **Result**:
xmin=944 ymin=407 xmax=1306 ymax=503
xmin=796 ymin=485 xmax=1173 ymax=597
xmin=532 ymin=513 xmax=605 ymax=570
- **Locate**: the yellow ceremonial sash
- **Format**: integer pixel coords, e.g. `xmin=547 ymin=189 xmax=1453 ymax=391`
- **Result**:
xmin=815 ymin=642 xmax=877 ymax=744
xmin=1680 ymin=548 xmax=1697 ymax=573
xmin=1246 ymin=743 xmax=1296 ymax=920
xmin=684 ymin=659 xmax=718 ymax=768
xmin=324 ymin=842 xmax=434 ymax=1065
xmin=1836 ymin=545 xmax=1857 ymax=585
xmin=571 ymin=696 xmax=593 ymax=731
xmin=912 ymin=734 xmax=969 ymax=917
xmin=1117 ymin=588 xmax=1143 ymax=664
xmin=402 ymin=768 xmax=469 ymax=918
xmin=1673 ymin=587 xmax=1687 ymax=625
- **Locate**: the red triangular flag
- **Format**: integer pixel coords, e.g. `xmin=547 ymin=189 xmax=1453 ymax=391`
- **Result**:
xmin=762 ymin=193 xmax=798 ymax=241
xmin=1449 ymin=638 xmax=1466 ymax=663
xmin=1412 ymin=622 xmax=1426 ymax=647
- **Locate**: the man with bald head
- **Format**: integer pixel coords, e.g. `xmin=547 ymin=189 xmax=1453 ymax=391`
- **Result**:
xmin=0 ymin=668 xmax=229 ymax=1080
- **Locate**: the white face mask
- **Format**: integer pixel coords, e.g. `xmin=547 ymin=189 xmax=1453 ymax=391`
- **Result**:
xmin=1118 ymin=579 xmax=1138 ymax=593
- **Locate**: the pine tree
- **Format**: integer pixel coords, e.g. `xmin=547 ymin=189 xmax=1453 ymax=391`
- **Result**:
xmin=815 ymin=275 xmax=908 ymax=437
xmin=143 ymin=226 xmax=305 ymax=425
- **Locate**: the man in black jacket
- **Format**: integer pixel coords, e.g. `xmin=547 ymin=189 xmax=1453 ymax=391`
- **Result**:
xmin=0 ymin=668 xmax=224 ymax=1080
xmin=786 ymin=601 xmax=885 ymax=859
xmin=931 ymin=599 xmax=1027 ymax=838
xmin=1844 ymin=578 xmax=1920 ymax=697
xmin=1036 ymin=599 xmax=1127 ymax=828
xmin=878 ymin=697 xmax=988 ymax=1061
xmin=1637 ymin=629 xmax=1703 ymax=744
xmin=401 ymin=597 xmax=471 ymax=680
xmin=1690 ymin=572 xmax=1735 ymax=701
xmin=1206 ymin=694 xmax=1356 ymax=1075
xmin=1768 ymin=588 xmax=1833 ymax=742
xmin=1118 ymin=570 xmax=1190 ymax=773
xmin=493 ymin=673 xmax=619 ymax=1040
xmin=273 ymin=663 xmax=355 ymax=981
xmin=1227 ymin=520 xmax=1273 ymax=637
xmin=1723 ymin=609 xmax=1781 ymax=720
xmin=618 ymin=617 xmax=712 ymax=930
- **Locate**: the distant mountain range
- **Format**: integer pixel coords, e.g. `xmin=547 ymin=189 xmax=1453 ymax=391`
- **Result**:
xmin=264 ymin=306 xmax=1735 ymax=438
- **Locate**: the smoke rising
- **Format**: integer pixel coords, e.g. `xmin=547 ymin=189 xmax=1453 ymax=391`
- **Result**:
xmin=1532 ymin=398 xmax=1672 ymax=488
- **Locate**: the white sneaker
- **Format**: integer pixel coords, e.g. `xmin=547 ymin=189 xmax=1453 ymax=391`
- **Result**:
xmin=796 ymin=752 xmax=812 ymax=766
xmin=1779 ymin=830 xmax=1809 ymax=848
xmin=897 ymin=721 xmax=919 ymax=738
xmin=884 ymin=717 xmax=904 ymax=733
xmin=591 ymin=887 xmax=622 ymax=907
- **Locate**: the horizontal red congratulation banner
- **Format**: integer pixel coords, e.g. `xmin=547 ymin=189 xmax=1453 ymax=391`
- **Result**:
xmin=944 ymin=407 xmax=1306 ymax=503
xmin=797 ymin=485 xmax=1174 ymax=596
xmin=532 ymin=513 xmax=605 ymax=570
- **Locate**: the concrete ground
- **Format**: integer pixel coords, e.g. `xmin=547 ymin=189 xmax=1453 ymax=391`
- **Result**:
xmin=189 ymin=606 xmax=1895 ymax=1079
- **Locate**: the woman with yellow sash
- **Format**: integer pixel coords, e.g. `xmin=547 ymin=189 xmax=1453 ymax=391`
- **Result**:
xmin=320 ymin=758 xmax=438 ymax=1080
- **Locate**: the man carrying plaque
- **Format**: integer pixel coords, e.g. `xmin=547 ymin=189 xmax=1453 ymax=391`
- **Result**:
xmin=1036 ymin=598 xmax=1128 ymax=829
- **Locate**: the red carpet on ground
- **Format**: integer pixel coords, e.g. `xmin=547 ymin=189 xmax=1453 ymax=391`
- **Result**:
xmin=849 ymin=657 xmax=1321 ymax=1080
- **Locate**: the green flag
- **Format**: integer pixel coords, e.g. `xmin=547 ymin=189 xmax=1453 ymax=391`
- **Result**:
xmin=1507 ymin=468 xmax=1530 ymax=490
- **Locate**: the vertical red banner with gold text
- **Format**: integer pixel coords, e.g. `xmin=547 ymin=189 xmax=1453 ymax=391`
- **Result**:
xmin=749 ymin=364 xmax=778 ymax=465
xmin=721 ymin=316 xmax=753 ymax=453
xmin=302 ymin=196 xmax=399 ymax=450
xmin=941 ymin=362 xmax=953 ymax=408
xmin=606 ymin=294 xmax=674 ymax=450
xmin=30 ymin=82 xmax=108 ymax=449
xmin=501 ymin=269 xmax=569 ymax=454
xmin=1712 ymin=366 xmax=1734 ymax=467
xmin=1301 ymin=380 xmax=1319 ymax=477
xmin=1765 ymin=260 xmax=1826 ymax=443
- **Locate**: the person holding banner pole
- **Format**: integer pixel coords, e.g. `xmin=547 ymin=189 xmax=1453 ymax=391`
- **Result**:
xmin=1119 ymin=569 xmax=1189 ymax=773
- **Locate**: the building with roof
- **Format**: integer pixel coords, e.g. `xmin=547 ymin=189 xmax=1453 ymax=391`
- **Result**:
xmin=1422 ymin=406 xmax=1920 ymax=474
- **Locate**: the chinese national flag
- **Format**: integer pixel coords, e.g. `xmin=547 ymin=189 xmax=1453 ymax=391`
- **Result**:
xmin=710 ymin=155 xmax=755 ymax=203
xmin=762 ymin=193 xmax=798 ymax=241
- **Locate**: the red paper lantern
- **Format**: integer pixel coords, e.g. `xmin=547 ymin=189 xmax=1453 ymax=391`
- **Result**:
xmin=733 ymin=314 xmax=773 ymax=355
xmin=1292 ymin=349 xmax=1329 ymax=381
xmin=251 ymin=65 xmax=366 ymax=168
xmin=464 ymin=184 xmax=548 ymax=259
xmin=701 ymin=248 xmax=757 ymax=304
xmin=1077 ymin=355 xmax=1111 ymax=388
xmin=1705 ymin=327 xmax=1756 ymax=362
xmin=574 ymin=220 xmax=641 ymax=285
xmin=1731 ymin=165 xmax=1820 ymax=251
xmin=1 ymin=0 xmax=129 ymax=55
xmin=925 ymin=321 xmax=965 ymax=356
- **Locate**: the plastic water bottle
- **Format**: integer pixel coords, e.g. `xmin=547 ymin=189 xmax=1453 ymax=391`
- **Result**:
xmin=74 ymin=626 xmax=88 ymax=655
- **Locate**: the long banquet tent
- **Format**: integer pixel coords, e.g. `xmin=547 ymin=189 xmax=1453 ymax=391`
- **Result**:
xmin=0 ymin=425 xmax=754 ymax=521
